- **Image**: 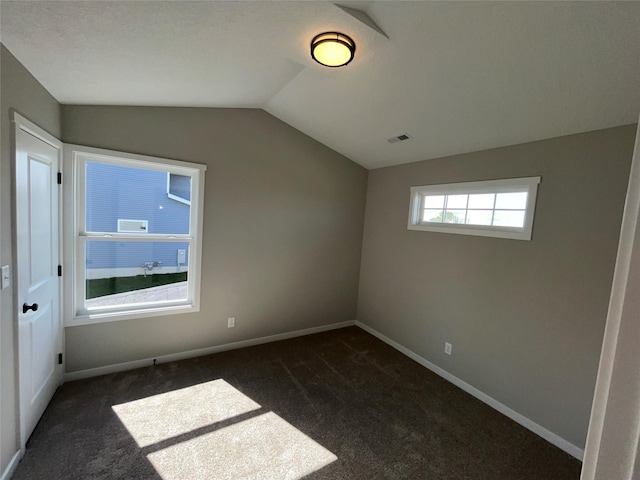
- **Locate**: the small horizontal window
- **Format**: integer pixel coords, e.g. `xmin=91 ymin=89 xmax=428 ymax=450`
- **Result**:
xmin=407 ymin=177 xmax=541 ymax=240
xmin=117 ymin=219 xmax=148 ymax=233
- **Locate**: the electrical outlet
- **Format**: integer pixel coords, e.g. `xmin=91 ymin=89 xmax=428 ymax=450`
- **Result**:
xmin=444 ymin=342 xmax=452 ymax=355
xmin=228 ymin=317 xmax=235 ymax=328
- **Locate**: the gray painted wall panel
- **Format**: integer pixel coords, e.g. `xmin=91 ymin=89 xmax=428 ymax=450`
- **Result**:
xmin=61 ymin=105 xmax=368 ymax=372
xmin=357 ymin=125 xmax=636 ymax=449
xmin=0 ymin=44 xmax=61 ymax=475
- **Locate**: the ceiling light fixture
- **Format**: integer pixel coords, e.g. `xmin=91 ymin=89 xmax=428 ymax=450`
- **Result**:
xmin=311 ymin=32 xmax=356 ymax=67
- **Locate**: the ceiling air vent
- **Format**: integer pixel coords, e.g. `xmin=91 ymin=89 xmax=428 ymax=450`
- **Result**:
xmin=387 ymin=133 xmax=413 ymax=144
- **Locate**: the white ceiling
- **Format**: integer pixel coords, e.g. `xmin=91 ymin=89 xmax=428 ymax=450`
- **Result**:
xmin=1 ymin=1 xmax=639 ymax=169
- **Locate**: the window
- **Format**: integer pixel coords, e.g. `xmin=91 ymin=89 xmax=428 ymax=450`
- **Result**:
xmin=167 ymin=173 xmax=191 ymax=205
xmin=65 ymin=145 xmax=206 ymax=325
xmin=117 ymin=219 xmax=148 ymax=233
xmin=407 ymin=177 xmax=541 ymax=240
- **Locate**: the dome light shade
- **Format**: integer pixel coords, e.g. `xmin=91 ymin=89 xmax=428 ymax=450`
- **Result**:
xmin=311 ymin=32 xmax=356 ymax=67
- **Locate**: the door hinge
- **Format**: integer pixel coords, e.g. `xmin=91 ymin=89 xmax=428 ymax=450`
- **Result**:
xmin=58 ymin=353 xmax=63 ymax=365
xmin=57 ymin=172 xmax=62 ymax=185
xmin=58 ymin=265 xmax=62 ymax=277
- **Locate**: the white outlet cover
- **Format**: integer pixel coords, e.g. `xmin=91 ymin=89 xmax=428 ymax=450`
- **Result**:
xmin=1 ymin=265 xmax=10 ymax=289
xmin=228 ymin=317 xmax=235 ymax=328
xmin=445 ymin=342 xmax=452 ymax=355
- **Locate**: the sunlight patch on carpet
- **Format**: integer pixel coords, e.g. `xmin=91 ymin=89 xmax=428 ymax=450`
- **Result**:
xmin=112 ymin=379 xmax=261 ymax=447
xmin=146 ymin=411 xmax=337 ymax=479
xmin=113 ymin=379 xmax=337 ymax=478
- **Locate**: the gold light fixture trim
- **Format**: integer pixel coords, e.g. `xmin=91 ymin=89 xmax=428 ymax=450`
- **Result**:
xmin=311 ymin=32 xmax=356 ymax=67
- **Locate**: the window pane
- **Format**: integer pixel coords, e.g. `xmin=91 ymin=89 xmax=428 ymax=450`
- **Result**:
xmin=446 ymin=194 xmax=468 ymax=209
xmin=423 ymin=195 xmax=445 ymax=209
xmin=443 ymin=210 xmax=466 ymax=224
xmin=86 ymin=162 xmax=190 ymax=234
xmin=84 ymin=241 xmax=189 ymax=307
xmin=468 ymin=193 xmax=495 ymax=209
xmin=495 ymin=192 xmax=527 ymax=210
xmin=466 ymin=210 xmax=493 ymax=226
xmin=493 ymin=210 xmax=525 ymax=228
xmin=423 ymin=209 xmax=444 ymax=223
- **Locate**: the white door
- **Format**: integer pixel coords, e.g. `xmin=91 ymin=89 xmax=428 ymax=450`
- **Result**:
xmin=15 ymin=115 xmax=63 ymax=447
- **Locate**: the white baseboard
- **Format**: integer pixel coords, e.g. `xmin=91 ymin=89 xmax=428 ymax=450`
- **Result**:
xmin=64 ymin=320 xmax=356 ymax=382
xmin=0 ymin=450 xmax=21 ymax=480
xmin=355 ymin=321 xmax=585 ymax=461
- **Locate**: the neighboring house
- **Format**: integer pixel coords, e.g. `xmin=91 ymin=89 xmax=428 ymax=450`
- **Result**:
xmin=85 ymin=163 xmax=190 ymax=279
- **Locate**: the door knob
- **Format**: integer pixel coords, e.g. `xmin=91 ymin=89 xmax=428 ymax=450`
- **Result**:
xmin=23 ymin=303 xmax=38 ymax=314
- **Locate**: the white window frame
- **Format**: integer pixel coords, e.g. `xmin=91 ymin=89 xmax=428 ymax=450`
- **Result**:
xmin=407 ymin=176 xmax=541 ymax=241
xmin=63 ymin=144 xmax=206 ymax=326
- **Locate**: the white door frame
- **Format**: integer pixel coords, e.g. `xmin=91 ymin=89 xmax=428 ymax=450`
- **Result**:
xmin=581 ymin=120 xmax=640 ymax=479
xmin=12 ymin=112 xmax=64 ymax=452
xmin=0 ymin=109 xmax=2 ymax=473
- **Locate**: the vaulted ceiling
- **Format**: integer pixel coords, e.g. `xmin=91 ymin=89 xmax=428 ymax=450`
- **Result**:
xmin=2 ymin=1 xmax=639 ymax=169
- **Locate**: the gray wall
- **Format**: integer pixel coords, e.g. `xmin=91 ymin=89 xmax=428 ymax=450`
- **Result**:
xmin=357 ymin=125 xmax=636 ymax=449
xmin=61 ymin=105 xmax=368 ymax=372
xmin=0 ymin=45 xmax=61 ymax=474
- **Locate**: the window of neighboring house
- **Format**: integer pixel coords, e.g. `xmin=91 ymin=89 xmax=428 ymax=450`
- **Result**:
xmin=167 ymin=173 xmax=191 ymax=205
xmin=65 ymin=145 xmax=206 ymax=325
xmin=407 ymin=176 xmax=541 ymax=240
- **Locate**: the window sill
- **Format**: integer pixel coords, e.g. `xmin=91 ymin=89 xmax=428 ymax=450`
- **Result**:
xmin=407 ymin=223 xmax=532 ymax=240
xmin=66 ymin=303 xmax=199 ymax=327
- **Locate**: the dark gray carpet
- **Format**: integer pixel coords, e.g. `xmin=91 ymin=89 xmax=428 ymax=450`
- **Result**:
xmin=14 ymin=326 xmax=582 ymax=479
